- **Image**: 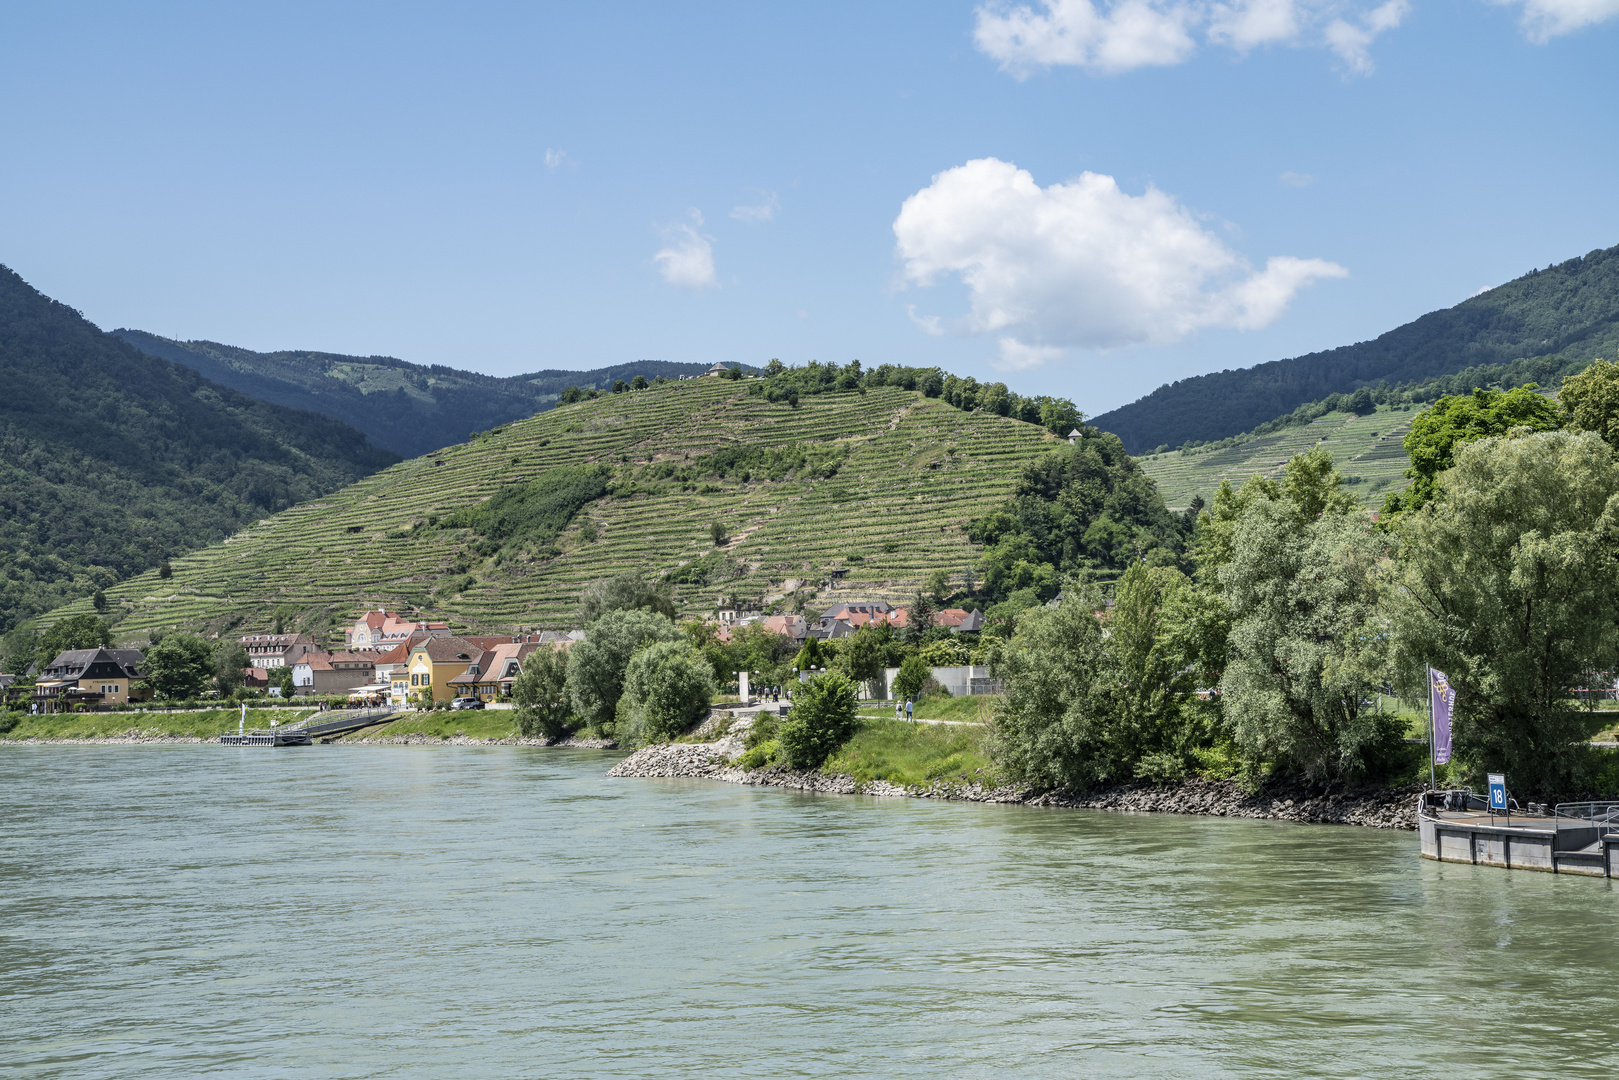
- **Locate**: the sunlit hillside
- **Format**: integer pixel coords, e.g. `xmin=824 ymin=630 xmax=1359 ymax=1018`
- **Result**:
xmin=1136 ymin=404 xmax=1417 ymax=509
xmin=52 ymin=378 xmax=1062 ymax=639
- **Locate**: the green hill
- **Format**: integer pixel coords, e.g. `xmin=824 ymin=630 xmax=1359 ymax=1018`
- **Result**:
xmin=1093 ymin=241 xmax=1619 ymax=454
xmin=0 ymin=266 xmax=399 ymax=636
xmin=45 ymin=377 xmax=1065 ymax=640
xmin=1137 ymin=404 xmax=1417 ymax=509
xmin=115 ymin=330 xmax=742 ymax=458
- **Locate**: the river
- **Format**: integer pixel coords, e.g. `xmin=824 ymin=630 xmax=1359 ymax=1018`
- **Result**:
xmin=4 ymin=745 xmax=1618 ymax=1078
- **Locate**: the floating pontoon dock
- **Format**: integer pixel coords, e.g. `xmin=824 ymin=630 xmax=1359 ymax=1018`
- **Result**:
xmin=1419 ymin=793 xmax=1619 ymax=877
xmin=218 ymin=708 xmax=397 ymax=747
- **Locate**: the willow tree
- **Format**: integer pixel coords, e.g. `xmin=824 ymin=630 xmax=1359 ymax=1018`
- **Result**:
xmin=1393 ymin=430 xmax=1619 ymax=789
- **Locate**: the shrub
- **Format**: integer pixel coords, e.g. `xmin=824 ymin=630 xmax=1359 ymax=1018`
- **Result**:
xmin=777 ymin=671 xmax=859 ymax=769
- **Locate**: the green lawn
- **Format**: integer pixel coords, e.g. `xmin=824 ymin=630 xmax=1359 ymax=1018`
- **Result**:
xmin=1 ymin=708 xmax=321 ymax=740
xmin=345 ymin=710 xmax=522 ymax=741
xmin=824 ymin=716 xmax=1001 ymax=787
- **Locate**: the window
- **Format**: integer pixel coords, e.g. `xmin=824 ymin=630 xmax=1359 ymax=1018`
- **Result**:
xmin=468 ymin=665 xmax=480 ymax=676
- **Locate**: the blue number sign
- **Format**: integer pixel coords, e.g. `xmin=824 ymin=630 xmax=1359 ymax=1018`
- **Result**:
xmin=1488 ymin=773 xmax=1507 ymax=812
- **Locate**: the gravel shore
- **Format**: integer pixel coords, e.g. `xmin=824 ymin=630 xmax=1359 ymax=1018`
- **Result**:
xmin=607 ymin=734 xmax=1420 ymax=830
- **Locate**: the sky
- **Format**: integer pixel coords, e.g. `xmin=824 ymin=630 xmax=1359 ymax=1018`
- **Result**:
xmin=1 ymin=1 xmax=1616 ymax=417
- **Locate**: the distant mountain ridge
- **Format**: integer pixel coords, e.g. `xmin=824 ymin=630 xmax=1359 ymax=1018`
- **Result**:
xmin=115 ymin=330 xmax=744 ymax=458
xmin=0 ymin=267 xmax=398 ymax=636
xmin=1092 ymin=242 xmax=1619 ymax=454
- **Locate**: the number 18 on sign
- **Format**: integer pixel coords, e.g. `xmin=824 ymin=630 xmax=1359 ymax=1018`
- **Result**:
xmin=1488 ymin=773 xmax=1508 ymax=813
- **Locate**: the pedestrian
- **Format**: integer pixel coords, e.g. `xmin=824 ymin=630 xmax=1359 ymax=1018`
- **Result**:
xmin=906 ymin=698 xmax=914 ymax=722
xmin=894 ymin=698 xmax=902 ymax=721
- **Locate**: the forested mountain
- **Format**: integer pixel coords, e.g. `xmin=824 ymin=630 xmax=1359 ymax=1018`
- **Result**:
xmin=116 ymin=331 xmax=739 ymax=458
xmin=1092 ymin=242 xmax=1619 ymax=454
xmin=0 ymin=267 xmax=398 ymax=636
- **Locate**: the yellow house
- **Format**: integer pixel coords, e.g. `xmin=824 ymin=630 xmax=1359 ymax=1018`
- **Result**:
xmin=34 ymin=647 xmax=147 ymax=711
xmin=405 ymin=636 xmax=485 ymax=703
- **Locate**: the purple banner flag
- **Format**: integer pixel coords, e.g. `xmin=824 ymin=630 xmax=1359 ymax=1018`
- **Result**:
xmin=1430 ymin=668 xmax=1455 ymax=766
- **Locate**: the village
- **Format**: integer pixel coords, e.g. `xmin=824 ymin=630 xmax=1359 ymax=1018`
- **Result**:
xmin=4 ymin=598 xmax=994 ymax=715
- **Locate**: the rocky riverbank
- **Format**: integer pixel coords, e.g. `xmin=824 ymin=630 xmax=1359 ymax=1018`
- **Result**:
xmin=607 ymin=736 xmax=1421 ymax=830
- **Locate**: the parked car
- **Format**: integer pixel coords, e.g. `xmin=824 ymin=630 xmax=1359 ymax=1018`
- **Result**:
xmin=450 ymin=696 xmax=485 ymax=710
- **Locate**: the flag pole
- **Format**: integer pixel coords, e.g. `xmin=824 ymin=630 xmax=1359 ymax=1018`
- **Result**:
xmin=1427 ymin=664 xmax=1436 ymax=791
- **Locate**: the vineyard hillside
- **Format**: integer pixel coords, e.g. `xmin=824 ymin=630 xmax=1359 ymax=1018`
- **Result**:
xmin=1137 ymin=404 xmax=1417 ymax=509
xmin=53 ymin=378 xmax=1063 ymax=639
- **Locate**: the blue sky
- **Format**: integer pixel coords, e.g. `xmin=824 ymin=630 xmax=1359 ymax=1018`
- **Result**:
xmin=1 ymin=1 xmax=1615 ymax=416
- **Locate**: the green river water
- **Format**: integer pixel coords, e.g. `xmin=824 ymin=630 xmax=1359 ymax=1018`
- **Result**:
xmin=4 ymin=745 xmax=1619 ymax=1078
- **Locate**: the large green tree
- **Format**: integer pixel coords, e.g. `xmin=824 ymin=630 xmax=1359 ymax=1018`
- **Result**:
xmin=619 ymin=641 xmax=716 ymax=744
xmin=1393 ymin=430 xmax=1619 ymax=790
xmin=142 ymin=633 xmax=214 ymax=700
xmin=1384 ymin=385 xmax=1562 ymax=514
xmin=1559 ymin=356 xmax=1619 ymax=447
xmin=512 ymin=647 xmax=572 ymax=741
xmin=1219 ymin=498 xmax=1397 ymax=781
xmin=575 ymin=571 xmax=676 ymax=628
xmin=565 ymin=608 xmax=683 ymax=734
xmin=37 ymin=614 xmax=113 ymax=663
xmin=777 ymin=671 xmax=859 ymax=769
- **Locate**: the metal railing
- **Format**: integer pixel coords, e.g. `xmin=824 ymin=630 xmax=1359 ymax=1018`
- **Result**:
xmin=1554 ymin=802 xmax=1619 ymax=831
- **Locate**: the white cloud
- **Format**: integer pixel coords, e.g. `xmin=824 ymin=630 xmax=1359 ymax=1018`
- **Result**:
xmin=1324 ymin=0 xmax=1408 ymax=74
xmin=653 ymin=211 xmax=718 ymax=291
xmin=544 ymin=147 xmax=568 ymax=170
xmin=974 ymin=0 xmax=1408 ymax=75
xmin=1208 ymin=0 xmax=1301 ymax=48
xmin=1279 ymin=170 xmax=1317 ymax=186
xmin=996 ymin=339 xmax=1066 ymax=370
xmin=974 ymin=0 xmax=1199 ymax=75
xmin=893 ymin=157 xmax=1346 ymax=364
xmin=730 ymin=191 xmax=780 ymax=223
xmin=1496 ymin=0 xmax=1619 ymax=41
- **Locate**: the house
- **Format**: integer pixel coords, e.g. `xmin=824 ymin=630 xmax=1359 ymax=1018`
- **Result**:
xmin=238 ymin=633 xmax=319 ymax=670
xmin=704 ymin=362 xmax=732 ymax=377
xmin=934 ymin=608 xmax=985 ymax=634
xmin=32 ymin=648 xmax=146 ymax=711
xmin=291 ymin=650 xmax=376 ymax=696
xmin=404 ymin=636 xmax=490 ymax=703
xmin=1068 ymin=428 xmax=1082 ymax=445
xmin=812 ymin=602 xmax=893 ymax=639
xmin=448 ymin=641 xmax=549 ymax=702
xmin=344 ymin=610 xmax=452 ymax=651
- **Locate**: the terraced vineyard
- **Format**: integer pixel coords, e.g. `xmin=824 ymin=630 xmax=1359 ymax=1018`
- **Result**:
xmin=58 ymin=379 xmax=1062 ymax=638
xmin=1136 ymin=404 xmax=1417 ymax=509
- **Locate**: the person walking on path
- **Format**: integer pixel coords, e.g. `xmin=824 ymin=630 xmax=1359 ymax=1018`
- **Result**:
xmin=894 ymin=698 xmax=903 ymax=721
xmin=906 ymin=698 xmax=914 ymax=722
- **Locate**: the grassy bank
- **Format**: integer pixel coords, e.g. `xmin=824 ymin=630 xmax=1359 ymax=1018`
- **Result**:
xmin=2 ymin=708 xmax=321 ymax=741
xmin=823 ymin=716 xmax=1001 ymax=787
xmin=345 ymin=711 xmax=521 ymax=741
xmin=858 ymin=694 xmax=997 ymax=724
